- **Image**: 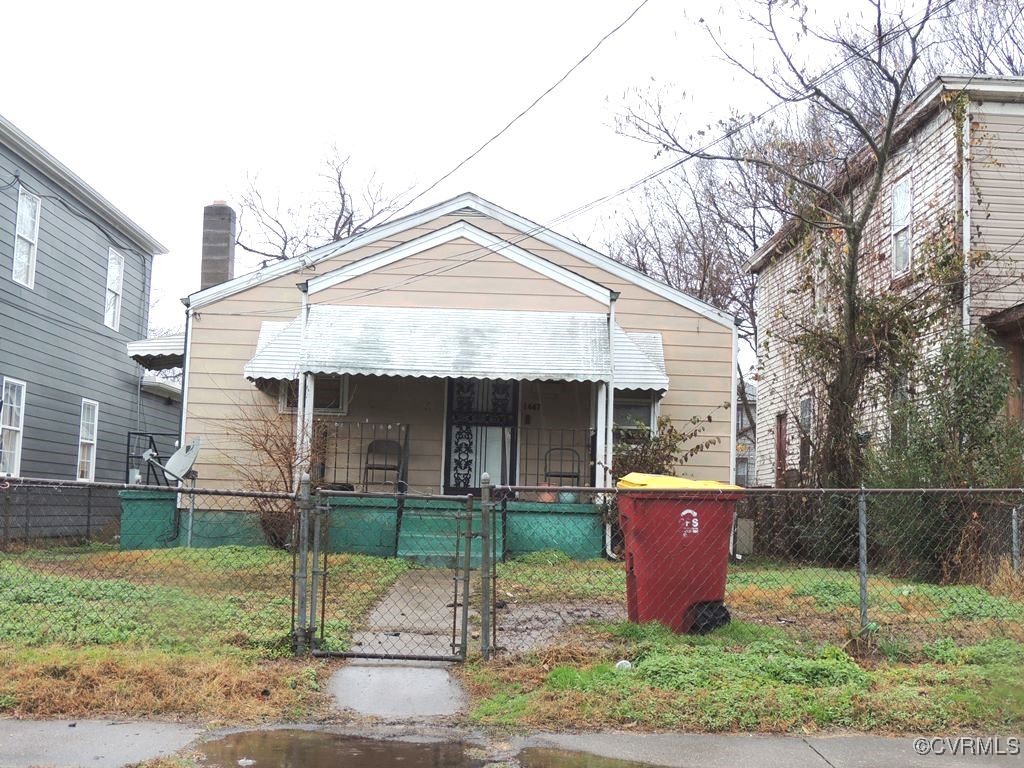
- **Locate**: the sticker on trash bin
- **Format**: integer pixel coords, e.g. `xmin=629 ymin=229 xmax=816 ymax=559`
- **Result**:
xmin=680 ymin=508 xmax=699 ymax=537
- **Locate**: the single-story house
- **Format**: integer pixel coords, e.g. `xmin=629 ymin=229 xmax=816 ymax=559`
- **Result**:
xmin=146 ymin=194 xmax=738 ymax=494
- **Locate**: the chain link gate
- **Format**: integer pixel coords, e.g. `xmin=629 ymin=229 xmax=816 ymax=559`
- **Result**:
xmin=292 ymin=478 xmax=475 ymax=661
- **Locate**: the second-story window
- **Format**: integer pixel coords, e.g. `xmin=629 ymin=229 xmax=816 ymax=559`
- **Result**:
xmin=891 ymin=176 xmax=912 ymax=276
xmin=13 ymin=188 xmax=41 ymax=288
xmin=104 ymin=248 xmax=125 ymax=331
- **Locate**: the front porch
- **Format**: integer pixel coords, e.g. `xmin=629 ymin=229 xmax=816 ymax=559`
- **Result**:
xmin=244 ymin=304 xmax=670 ymax=496
xmin=309 ymin=377 xmax=615 ymax=495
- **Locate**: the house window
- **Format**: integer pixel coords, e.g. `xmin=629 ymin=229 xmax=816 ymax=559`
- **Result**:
xmin=77 ymin=399 xmax=99 ymax=482
xmin=13 ymin=188 xmax=41 ymax=288
xmin=104 ymin=248 xmax=125 ymax=331
xmin=0 ymin=379 xmax=26 ymax=476
xmin=891 ymin=176 xmax=912 ymax=276
xmin=279 ymin=375 xmax=349 ymax=414
xmin=799 ymin=395 xmax=814 ymax=473
xmin=736 ymin=456 xmax=750 ymax=486
xmin=613 ymin=395 xmax=654 ymax=432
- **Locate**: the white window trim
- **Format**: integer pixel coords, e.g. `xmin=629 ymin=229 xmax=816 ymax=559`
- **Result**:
xmin=77 ymin=398 xmax=99 ymax=482
xmin=1 ymin=378 xmax=27 ymax=477
xmin=891 ymin=175 xmax=913 ymax=277
xmin=13 ymin=188 xmax=41 ymax=289
xmin=277 ymin=375 xmax=350 ymax=416
xmin=104 ymin=248 xmax=125 ymax=331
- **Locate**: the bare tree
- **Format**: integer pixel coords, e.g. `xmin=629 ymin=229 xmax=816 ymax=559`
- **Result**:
xmin=928 ymin=0 xmax=1024 ymax=76
xmin=608 ymin=155 xmax=774 ymax=433
xmin=621 ymin=0 xmax=946 ymax=487
xmin=236 ymin=147 xmax=407 ymax=262
xmin=229 ymin=402 xmax=327 ymax=547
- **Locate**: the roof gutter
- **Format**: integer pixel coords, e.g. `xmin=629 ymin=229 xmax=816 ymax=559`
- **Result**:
xmin=0 ymin=113 xmax=167 ymax=255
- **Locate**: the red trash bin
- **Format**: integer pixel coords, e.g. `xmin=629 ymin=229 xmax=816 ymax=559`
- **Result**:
xmin=617 ymin=474 xmax=743 ymax=634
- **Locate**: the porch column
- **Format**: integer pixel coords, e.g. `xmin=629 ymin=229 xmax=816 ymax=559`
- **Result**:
xmin=296 ymin=372 xmax=315 ymax=487
xmin=595 ymin=381 xmax=610 ymax=487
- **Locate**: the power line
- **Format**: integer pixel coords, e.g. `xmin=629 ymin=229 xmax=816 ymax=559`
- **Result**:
xmin=203 ymin=0 xmax=962 ymax=317
xmin=383 ymin=0 xmax=654 ymax=223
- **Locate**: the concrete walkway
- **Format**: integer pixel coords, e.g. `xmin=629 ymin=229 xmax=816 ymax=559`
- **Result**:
xmin=328 ymin=660 xmax=468 ymax=718
xmin=349 ymin=569 xmax=465 ymax=658
xmin=0 ymin=719 xmax=199 ymax=768
xmin=521 ymin=732 xmax=1022 ymax=767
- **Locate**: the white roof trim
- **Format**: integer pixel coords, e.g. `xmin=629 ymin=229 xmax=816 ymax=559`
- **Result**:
xmin=307 ymin=220 xmax=611 ymax=304
xmin=141 ymin=376 xmax=182 ymax=401
xmin=187 ymin=193 xmax=735 ymax=329
xmin=0 ymin=113 xmax=167 ymax=255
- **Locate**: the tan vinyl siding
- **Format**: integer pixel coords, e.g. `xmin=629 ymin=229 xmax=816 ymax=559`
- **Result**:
xmin=184 ymin=209 xmax=735 ymax=488
xmin=312 ymin=237 xmax=605 ymax=311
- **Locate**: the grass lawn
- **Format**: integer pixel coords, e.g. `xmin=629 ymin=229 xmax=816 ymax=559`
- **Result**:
xmin=459 ymin=620 xmax=1024 ymax=732
xmin=0 ymin=544 xmax=409 ymax=721
xmin=471 ymin=551 xmax=1024 ymax=732
xmin=496 ymin=551 xmax=1024 ymax=646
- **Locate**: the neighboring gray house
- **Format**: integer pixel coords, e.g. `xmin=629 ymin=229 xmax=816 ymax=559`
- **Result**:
xmin=0 ymin=112 xmax=178 ymax=483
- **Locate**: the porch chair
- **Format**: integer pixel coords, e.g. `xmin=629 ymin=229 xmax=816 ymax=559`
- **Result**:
xmin=543 ymin=447 xmax=582 ymax=486
xmin=362 ymin=439 xmax=405 ymax=491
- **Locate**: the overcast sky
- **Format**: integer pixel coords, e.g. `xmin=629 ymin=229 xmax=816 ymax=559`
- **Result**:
xmin=4 ymin=0 xmax=776 ymax=334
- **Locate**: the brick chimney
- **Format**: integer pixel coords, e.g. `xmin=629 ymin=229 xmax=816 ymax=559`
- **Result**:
xmin=200 ymin=201 xmax=236 ymax=290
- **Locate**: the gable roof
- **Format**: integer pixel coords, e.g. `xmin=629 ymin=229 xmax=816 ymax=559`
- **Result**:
xmin=187 ymin=192 xmax=735 ymax=329
xmin=307 ymin=219 xmax=612 ymax=304
xmin=0 ymin=112 xmax=167 ymax=256
xmin=747 ymin=74 xmax=1024 ymax=274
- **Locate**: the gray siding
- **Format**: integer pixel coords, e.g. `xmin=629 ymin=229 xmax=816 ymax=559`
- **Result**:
xmin=0 ymin=141 xmax=175 ymax=482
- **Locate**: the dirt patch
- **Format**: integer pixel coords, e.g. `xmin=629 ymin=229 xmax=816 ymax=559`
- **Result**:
xmin=494 ymin=601 xmax=626 ymax=655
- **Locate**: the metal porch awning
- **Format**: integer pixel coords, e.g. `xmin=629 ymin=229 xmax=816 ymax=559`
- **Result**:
xmin=244 ymin=305 xmax=669 ymax=391
xmin=127 ymin=333 xmax=185 ymax=370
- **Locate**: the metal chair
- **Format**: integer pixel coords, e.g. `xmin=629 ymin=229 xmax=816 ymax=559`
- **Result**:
xmin=363 ymin=439 xmax=404 ymax=490
xmin=543 ymin=447 xmax=582 ymax=486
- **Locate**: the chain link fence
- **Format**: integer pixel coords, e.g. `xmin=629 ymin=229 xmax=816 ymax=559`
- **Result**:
xmin=0 ymin=478 xmax=300 ymax=658
xmin=488 ymin=486 xmax=1024 ymax=656
xmin=1 ymin=478 xmax=1021 ymax=661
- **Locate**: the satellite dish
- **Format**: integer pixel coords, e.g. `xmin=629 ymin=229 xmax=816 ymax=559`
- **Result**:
xmin=143 ymin=438 xmax=201 ymax=483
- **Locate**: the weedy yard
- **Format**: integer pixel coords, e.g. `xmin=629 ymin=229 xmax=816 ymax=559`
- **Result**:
xmin=0 ymin=544 xmax=409 ymax=722
xmin=472 ymin=551 xmax=1024 ymax=732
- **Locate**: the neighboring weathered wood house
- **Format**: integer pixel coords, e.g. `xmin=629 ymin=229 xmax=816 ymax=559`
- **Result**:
xmin=750 ymin=75 xmax=1024 ymax=487
xmin=0 ymin=113 xmax=176 ymax=483
xmin=147 ymin=193 xmax=738 ymax=492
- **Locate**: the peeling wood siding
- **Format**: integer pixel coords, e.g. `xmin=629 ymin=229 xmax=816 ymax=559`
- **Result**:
xmin=184 ymin=211 xmax=734 ymax=489
xmin=969 ymin=102 xmax=1024 ymax=323
xmin=753 ymin=106 xmax=960 ymax=486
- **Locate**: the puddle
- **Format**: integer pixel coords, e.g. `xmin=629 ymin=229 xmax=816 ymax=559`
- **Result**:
xmin=519 ymin=748 xmax=653 ymax=767
xmin=196 ymin=730 xmax=653 ymax=768
xmin=197 ymin=730 xmax=484 ymax=767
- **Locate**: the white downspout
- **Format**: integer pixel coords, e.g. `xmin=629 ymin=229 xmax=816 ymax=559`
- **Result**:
xmin=604 ymin=291 xmax=620 ymax=560
xmin=295 ymin=283 xmax=312 ymax=491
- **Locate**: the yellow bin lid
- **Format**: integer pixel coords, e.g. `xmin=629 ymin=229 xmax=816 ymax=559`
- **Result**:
xmin=616 ymin=472 xmax=741 ymax=491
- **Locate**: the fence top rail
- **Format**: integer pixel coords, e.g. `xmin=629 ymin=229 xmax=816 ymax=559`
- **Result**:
xmin=498 ymin=484 xmax=1024 ymax=495
xmin=4 ymin=476 xmax=299 ymax=500
xmin=316 ymin=489 xmax=473 ymax=502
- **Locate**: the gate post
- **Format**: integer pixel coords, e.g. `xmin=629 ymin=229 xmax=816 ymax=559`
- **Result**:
xmin=857 ymin=488 xmax=869 ymax=635
xmin=294 ymin=473 xmax=311 ymax=656
xmin=480 ymin=472 xmax=492 ymax=660
xmin=308 ymin=490 xmax=324 ymax=649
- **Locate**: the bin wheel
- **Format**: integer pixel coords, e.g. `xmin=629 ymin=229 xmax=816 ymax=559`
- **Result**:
xmin=690 ymin=601 xmax=730 ymax=634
